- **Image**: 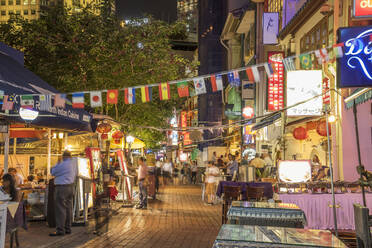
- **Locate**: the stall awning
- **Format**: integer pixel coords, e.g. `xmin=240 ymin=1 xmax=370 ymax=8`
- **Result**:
xmin=0 ymin=51 xmax=92 ymax=132
xmin=345 ymin=88 xmax=372 ymax=109
xmin=252 ymin=112 xmax=281 ymax=131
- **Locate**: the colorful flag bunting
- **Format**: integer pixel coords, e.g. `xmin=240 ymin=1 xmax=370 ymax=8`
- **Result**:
xmin=332 ymin=43 xmax=344 ymax=58
xmin=159 ymin=83 xmax=170 ymax=100
xmin=264 ymin=63 xmax=274 ymax=78
xmin=141 ymin=86 xmax=152 ymax=103
xmin=177 ymin=81 xmax=189 ymax=97
xmin=54 ymin=94 xmax=66 ymax=108
xmin=125 ymin=88 xmax=136 ymax=104
xmin=283 ymin=57 xmax=296 ymax=71
xmin=90 ymin=91 xmax=102 ymax=107
xmin=210 ymin=75 xmax=223 ymax=92
xmin=246 ymin=67 xmax=260 ymax=83
xmin=39 ymin=95 xmax=52 ymax=111
xmin=20 ymin=95 xmax=34 ymax=109
xmin=227 ymin=71 xmax=241 ymax=87
xmin=314 ymin=48 xmax=329 ymax=64
xmin=107 ymin=89 xmax=118 ymax=104
xmin=299 ymin=54 xmax=312 ymax=69
xmin=193 ymin=77 xmax=207 ymax=95
xmin=0 ymin=90 xmax=4 ymax=105
xmin=72 ymin=93 xmax=84 ymax=109
xmin=2 ymin=95 xmax=14 ymax=110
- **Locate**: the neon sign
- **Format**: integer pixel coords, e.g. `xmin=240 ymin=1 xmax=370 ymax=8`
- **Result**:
xmin=353 ymin=0 xmax=372 ymax=18
xmin=337 ymin=26 xmax=372 ymax=88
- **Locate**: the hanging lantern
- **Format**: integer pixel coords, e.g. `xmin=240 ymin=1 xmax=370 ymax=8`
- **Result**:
xmin=317 ymin=121 xmax=331 ymax=136
xmin=101 ymin=133 xmax=108 ymax=140
xmin=293 ymin=127 xmax=307 ymax=140
xmin=96 ymin=122 xmax=112 ymax=134
xmin=112 ymin=130 xmax=124 ymax=144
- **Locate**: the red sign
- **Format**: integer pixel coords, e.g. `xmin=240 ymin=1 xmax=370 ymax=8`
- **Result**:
xmin=354 ymin=0 xmax=372 ymax=18
xmin=267 ymin=51 xmax=284 ymax=111
xmin=85 ymin=147 xmax=102 ymax=197
xmin=180 ymin=111 xmax=191 ymax=145
xmin=322 ymin=77 xmax=331 ymax=105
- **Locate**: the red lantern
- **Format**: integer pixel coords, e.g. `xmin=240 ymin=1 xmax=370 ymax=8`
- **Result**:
xmin=96 ymin=122 xmax=112 ymax=134
xmin=112 ymin=130 xmax=124 ymax=144
xmin=317 ymin=121 xmax=331 ymax=136
xmin=293 ymin=127 xmax=307 ymax=140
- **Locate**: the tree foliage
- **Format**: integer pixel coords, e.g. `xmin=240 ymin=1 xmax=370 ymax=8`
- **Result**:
xmin=0 ymin=3 xmax=197 ymax=148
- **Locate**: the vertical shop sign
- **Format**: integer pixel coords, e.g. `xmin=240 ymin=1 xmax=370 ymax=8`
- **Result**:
xmin=267 ymin=51 xmax=284 ymax=111
xmin=180 ymin=111 xmax=192 ymax=145
xmin=263 ymin=13 xmax=279 ymax=44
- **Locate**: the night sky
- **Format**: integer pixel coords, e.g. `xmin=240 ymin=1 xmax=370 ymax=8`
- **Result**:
xmin=115 ymin=0 xmax=177 ymax=23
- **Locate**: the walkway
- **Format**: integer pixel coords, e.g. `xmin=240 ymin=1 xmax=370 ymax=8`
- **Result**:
xmin=10 ymin=185 xmax=221 ymax=248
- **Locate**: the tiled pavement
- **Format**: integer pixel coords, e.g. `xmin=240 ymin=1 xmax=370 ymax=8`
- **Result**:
xmin=7 ymin=185 xmax=221 ymax=248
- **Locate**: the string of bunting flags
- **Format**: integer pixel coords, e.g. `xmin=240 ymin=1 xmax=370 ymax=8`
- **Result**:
xmin=0 ymin=40 xmax=351 ymax=112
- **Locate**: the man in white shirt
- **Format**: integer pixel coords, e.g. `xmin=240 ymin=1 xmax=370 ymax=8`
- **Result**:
xmin=162 ymin=159 xmax=173 ymax=185
xmin=205 ymin=161 xmax=220 ymax=205
xmin=136 ymin=157 xmax=148 ymax=209
xmin=8 ymin=168 xmax=24 ymax=186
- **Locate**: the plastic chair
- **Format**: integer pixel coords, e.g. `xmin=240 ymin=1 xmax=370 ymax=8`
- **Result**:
xmin=222 ymin=185 xmax=241 ymax=224
xmin=353 ymin=203 xmax=372 ymax=248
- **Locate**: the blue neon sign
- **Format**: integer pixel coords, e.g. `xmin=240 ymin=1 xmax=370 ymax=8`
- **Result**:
xmin=337 ymin=26 xmax=372 ymax=88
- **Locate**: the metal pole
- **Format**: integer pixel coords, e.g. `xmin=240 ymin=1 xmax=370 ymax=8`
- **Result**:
xmin=353 ymin=100 xmax=366 ymax=206
xmin=325 ymin=108 xmax=338 ymax=236
xmin=47 ymin=129 xmax=51 ymax=180
xmin=4 ymin=125 xmax=9 ymax=173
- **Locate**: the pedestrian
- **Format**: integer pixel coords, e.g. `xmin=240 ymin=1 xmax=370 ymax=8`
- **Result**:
xmin=191 ymin=161 xmax=198 ymax=184
xmin=49 ymin=150 xmax=77 ymax=236
xmin=8 ymin=168 xmax=24 ymax=186
xmin=1 ymin=173 xmax=19 ymax=201
xmin=173 ymin=164 xmax=179 ymax=185
xmin=155 ymin=159 xmax=162 ymax=192
xmin=250 ymin=153 xmax=265 ymax=179
xmin=136 ymin=157 xmax=148 ymax=209
xmin=162 ymin=159 xmax=173 ymax=185
xmin=179 ymin=163 xmax=186 ymax=184
xmin=205 ymin=161 xmax=220 ymax=205
xmin=212 ymin=151 xmax=217 ymax=163
xmin=226 ymin=154 xmax=239 ymax=181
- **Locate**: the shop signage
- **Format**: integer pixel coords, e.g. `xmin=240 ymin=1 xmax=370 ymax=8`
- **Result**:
xmin=337 ymin=26 xmax=372 ymax=88
xmin=287 ymin=70 xmax=323 ymax=116
xmin=267 ymin=51 xmax=284 ymax=111
xmin=278 ymin=160 xmax=311 ymax=183
xmin=263 ymin=12 xmax=279 ymax=44
xmin=282 ymin=0 xmax=307 ymax=29
xmin=353 ymin=0 xmax=372 ymax=18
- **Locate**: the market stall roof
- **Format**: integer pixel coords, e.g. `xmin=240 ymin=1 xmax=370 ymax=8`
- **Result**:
xmin=0 ymin=50 xmax=92 ymax=132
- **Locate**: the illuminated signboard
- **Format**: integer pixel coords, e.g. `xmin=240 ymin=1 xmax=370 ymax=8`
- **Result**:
xmin=278 ymin=160 xmax=311 ymax=183
xmin=287 ymin=70 xmax=323 ymax=116
xmin=353 ymin=0 xmax=372 ymax=18
xmin=337 ymin=26 xmax=372 ymax=88
xmin=268 ymin=51 xmax=284 ymax=111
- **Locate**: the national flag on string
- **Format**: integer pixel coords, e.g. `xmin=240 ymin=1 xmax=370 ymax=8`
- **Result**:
xmin=107 ymin=89 xmax=118 ymax=104
xmin=72 ymin=93 xmax=84 ymax=109
xmin=125 ymin=88 xmax=136 ymax=104
xmin=299 ymin=54 xmax=312 ymax=69
xmin=20 ymin=95 xmax=34 ymax=109
xmin=0 ymin=90 xmax=4 ymax=105
xmin=177 ymin=81 xmax=189 ymax=97
xmin=54 ymin=94 xmax=66 ymax=108
xmin=264 ymin=63 xmax=274 ymax=78
xmin=283 ymin=57 xmax=296 ymax=71
xmin=90 ymin=91 xmax=102 ymax=107
xmin=2 ymin=95 xmax=14 ymax=110
xmin=210 ymin=74 xmax=223 ymax=92
xmin=227 ymin=70 xmax=240 ymax=87
xmin=332 ymin=43 xmax=344 ymax=58
xmin=39 ymin=95 xmax=52 ymax=111
xmin=141 ymin=86 xmax=152 ymax=103
xmin=159 ymin=83 xmax=170 ymax=100
xmin=193 ymin=77 xmax=207 ymax=95
xmin=246 ymin=67 xmax=260 ymax=83
xmin=314 ymin=48 xmax=329 ymax=64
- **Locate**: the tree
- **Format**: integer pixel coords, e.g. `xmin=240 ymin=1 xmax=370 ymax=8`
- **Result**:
xmin=0 ymin=4 xmax=197 ymax=148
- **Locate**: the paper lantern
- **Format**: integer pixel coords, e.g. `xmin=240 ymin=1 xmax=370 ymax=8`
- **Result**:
xmin=112 ymin=130 xmax=124 ymax=144
xmin=317 ymin=121 xmax=331 ymax=136
xmin=293 ymin=127 xmax=307 ymax=140
xmin=96 ymin=122 xmax=112 ymax=134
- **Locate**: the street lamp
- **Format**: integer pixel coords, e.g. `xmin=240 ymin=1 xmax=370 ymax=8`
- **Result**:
xmin=126 ymin=135 xmax=135 ymax=163
xmin=126 ymin=135 xmax=135 ymax=144
xmin=19 ymin=108 xmax=39 ymax=121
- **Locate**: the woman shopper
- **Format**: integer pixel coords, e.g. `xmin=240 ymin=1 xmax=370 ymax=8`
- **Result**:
xmin=205 ymin=161 xmax=220 ymax=205
xmin=1 ymin=173 xmax=19 ymax=201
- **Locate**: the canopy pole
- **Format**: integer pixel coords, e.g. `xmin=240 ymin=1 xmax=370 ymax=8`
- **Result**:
xmin=47 ymin=129 xmax=51 ymax=180
xmin=13 ymin=138 xmax=16 ymax=155
xmin=4 ymin=125 xmax=10 ymax=173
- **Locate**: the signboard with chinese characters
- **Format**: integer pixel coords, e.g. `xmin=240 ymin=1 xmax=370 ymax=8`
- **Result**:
xmin=353 ymin=0 xmax=372 ymax=18
xmin=287 ymin=70 xmax=323 ymax=116
xmin=263 ymin=12 xmax=279 ymax=44
xmin=267 ymin=51 xmax=284 ymax=111
xmin=337 ymin=26 xmax=372 ymax=88
xmin=180 ymin=111 xmax=192 ymax=146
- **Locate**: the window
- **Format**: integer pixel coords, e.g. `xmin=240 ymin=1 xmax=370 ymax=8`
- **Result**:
xmin=23 ymin=9 xmax=28 ymax=15
xmin=31 ymin=0 xmax=35 ymax=4
xmin=8 ymin=0 xmax=13 ymax=5
xmin=16 ymin=10 xmax=20 ymax=15
xmin=23 ymin=0 xmax=28 ymax=4
xmin=1 ymin=0 xmax=5 ymax=5
xmin=8 ymin=10 xmax=14 ymax=15
xmin=31 ymin=9 xmax=35 ymax=15
xmin=1 ymin=11 xmax=6 ymax=16
xmin=16 ymin=0 xmax=20 ymax=4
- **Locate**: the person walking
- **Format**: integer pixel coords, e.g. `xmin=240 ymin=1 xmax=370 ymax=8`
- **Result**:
xmin=191 ymin=161 xmax=198 ymax=184
xmin=136 ymin=157 xmax=148 ymax=209
xmin=226 ymin=154 xmax=239 ymax=181
xmin=205 ymin=161 xmax=220 ymax=205
xmin=49 ymin=150 xmax=77 ymax=236
xmin=250 ymin=153 xmax=265 ymax=179
xmin=162 ymin=159 xmax=173 ymax=185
